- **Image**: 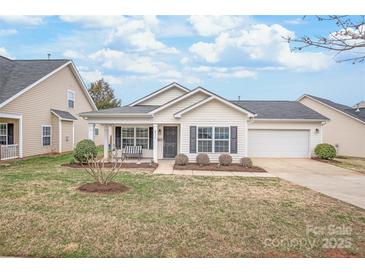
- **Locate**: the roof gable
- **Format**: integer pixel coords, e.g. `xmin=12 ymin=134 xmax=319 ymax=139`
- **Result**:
xmin=299 ymin=94 xmax=365 ymax=124
xmin=150 ymin=86 xmax=256 ymax=117
xmin=0 ymin=57 xmax=97 ymax=110
xmin=129 ymin=82 xmax=190 ymax=106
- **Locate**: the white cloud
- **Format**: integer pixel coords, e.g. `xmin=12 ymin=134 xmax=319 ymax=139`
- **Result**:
xmin=0 ymin=47 xmax=13 ymax=58
xmin=59 ymin=16 xmax=124 ymax=28
xmin=189 ymin=23 xmax=333 ymax=71
xmin=63 ymin=49 xmax=84 ymax=59
xmin=89 ymin=48 xmax=200 ymax=84
xmin=188 ymin=16 xmax=250 ymax=36
xmin=79 ymin=67 xmax=122 ymax=86
xmin=0 ymin=29 xmax=18 ymax=36
xmin=191 ymin=66 xmax=256 ymax=79
xmin=0 ymin=16 xmax=43 ymax=26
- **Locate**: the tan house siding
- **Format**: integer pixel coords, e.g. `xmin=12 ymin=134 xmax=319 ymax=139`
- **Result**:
xmin=300 ymin=97 xmax=365 ymax=157
xmin=51 ymin=114 xmax=59 ymax=153
xmin=0 ymin=65 xmax=102 ymax=157
xmin=136 ymin=87 xmax=186 ymax=106
xmin=62 ymin=120 xmax=73 ymax=152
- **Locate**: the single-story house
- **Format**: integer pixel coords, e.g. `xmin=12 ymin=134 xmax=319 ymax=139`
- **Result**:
xmin=299 ymin=94 xmax=365 ymax=157
xmin=0 ymin=55 xmax=103 ymax=161
xmin=81 ymin=82 xmax=328 ymax=162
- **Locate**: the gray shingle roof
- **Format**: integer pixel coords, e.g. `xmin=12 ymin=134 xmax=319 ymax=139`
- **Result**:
xmin=51 ymin=109 xmax=78 ymax=120
xmin=80 ymin=105 xmax=159 ymax=116
xmin=305 ymin=95 xmax=365 ymax=123
xmin=0 ymin=56 xmax=70 ymax=105
xmin=231 ymin=100 xmax=328 ymax=120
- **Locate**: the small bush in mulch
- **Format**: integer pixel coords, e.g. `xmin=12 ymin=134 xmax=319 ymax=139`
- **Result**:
xmin=219 ymin=154 xmax=232 ymax=166
xmin=174 ymin=163 xmax=266 ymax=172
xmin=312 ymin=157 xmax=341 ymax=164
xmin=78 ymin=182 xmax=129 ymax=194
xmin=314 ymin=143 xmax=336 ymax=160
xmin=240 ymin=157 xmax=253 ymax=168
xmin=175 ymin=153 xmax=189 ymax=166
xmin=196 ymin=153 xmax=210 ymax=166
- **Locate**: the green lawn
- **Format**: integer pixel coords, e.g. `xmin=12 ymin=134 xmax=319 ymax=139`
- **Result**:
xmin=0 ymin=153 xmax=364 ymax=257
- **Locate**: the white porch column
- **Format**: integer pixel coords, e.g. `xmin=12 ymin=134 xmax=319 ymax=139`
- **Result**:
xmin=88 ymin=123 xmax=95 ymax=140
xmin=58 ymin=119 xmax=62 ymax=153
xmin=103 ymin=125 xmax=109 ymax=160
xmin=153 ymin=123 xmax=158 ymax=163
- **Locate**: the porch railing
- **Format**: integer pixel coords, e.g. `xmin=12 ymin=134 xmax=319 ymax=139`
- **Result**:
xmin=0 ymin=144 xmax=19 ymax=160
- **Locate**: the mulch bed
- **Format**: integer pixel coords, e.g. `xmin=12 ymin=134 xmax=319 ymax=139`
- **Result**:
xmin=312 ymin=157 xmax=341 ymax=164
xmin=174 ymin=163 xmax=266 ymax=172
xmin=62 ymin=163 xmax=158 ymax=169
xmin=78 ymin=182 xmax=130 ymax=194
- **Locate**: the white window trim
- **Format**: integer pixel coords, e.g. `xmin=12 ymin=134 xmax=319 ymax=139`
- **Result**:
xmin=197 ymin=126 xmax=231 ymax=153
xmin=41 ymin=125 xmax=52 ymax=147
xmin=0 ymin=123 xmax=8 ymax=145
xmin=67 ymin=90 xmax=75 ymax=109
xmin=121 ymin=126 xmax=150 ymax=149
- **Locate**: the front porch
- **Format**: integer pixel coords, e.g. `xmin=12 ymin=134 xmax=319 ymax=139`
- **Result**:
xmin=98 ymin=124 xmax=180 ymax=163
xmin=0 ymin=113 xmax=23 ymax=161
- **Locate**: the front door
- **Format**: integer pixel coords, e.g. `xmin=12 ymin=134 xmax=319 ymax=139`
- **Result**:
xmin=163 ymin=126 xmax=177 ymax=158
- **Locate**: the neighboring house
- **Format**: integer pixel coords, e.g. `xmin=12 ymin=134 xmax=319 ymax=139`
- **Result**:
xmin=299 ymin=94 xmax=365 ymax=157
xmin=80 ymin=82 xmax=328 ymax=162
xmin=0 ymin=56 xmax=103 ymax=161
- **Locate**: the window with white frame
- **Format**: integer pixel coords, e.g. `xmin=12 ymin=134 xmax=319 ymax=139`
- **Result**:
xmin=67 ymin=90 xmax=75 ymax=109
xmin=122 ymin=128 xmax=134 ymax=148
xmin=0 ymin=123 xmax=7 ymax=145
xmin=214 ymin=127 xmax=229 ymax=152
xmin=94 ymin=128 xmax=99 ymax=136
xmin=41 ymin=125 xmax=51 ymax=146
xmin=121 ymin=127 xmax=149 ymax=149
xmin=198 ymin=127 xmax=213 ymax=152
xmin=136 ymin=128 xmax=149 ymax=149
xmin=197 ymin=126 xmax=230 ymax=153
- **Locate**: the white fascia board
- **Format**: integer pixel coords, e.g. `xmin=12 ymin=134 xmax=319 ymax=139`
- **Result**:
xmin=0 ymin=62 xmax=71 ymax=109
xmin=0 ymin=112 xmax=22 ymax=119
xmin=298 ymin=95 xmax=365 ymax=125
xmin=252 ymin=118 xmax=328 ymax=122
xmin=129 ymin=82 xmax=190 ymax=106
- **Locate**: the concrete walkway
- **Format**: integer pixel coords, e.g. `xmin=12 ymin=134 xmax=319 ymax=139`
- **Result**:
xmin=253 ymin=158 xmax=365 ymax=209
xmin=153 ymin=160 xmax=274 ymax=177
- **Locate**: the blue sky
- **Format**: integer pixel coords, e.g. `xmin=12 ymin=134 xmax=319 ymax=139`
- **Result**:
xmin=0 ymin=15 xmax=364 ymax=106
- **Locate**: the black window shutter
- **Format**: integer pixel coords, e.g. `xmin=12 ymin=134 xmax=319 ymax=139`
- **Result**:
xmin=149 ymin=127 xmax=153 ymax=149
xmin=190 ymin=126 xmax=196 ymax=153
xmin=230 ymin=126 xmax=237 ymax=153
xmin=7 ymin=123 xmax=14 ymax=145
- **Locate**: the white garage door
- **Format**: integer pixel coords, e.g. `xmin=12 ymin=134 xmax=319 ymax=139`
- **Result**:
xmin=248 ymin=129 xmax=310 ymax=158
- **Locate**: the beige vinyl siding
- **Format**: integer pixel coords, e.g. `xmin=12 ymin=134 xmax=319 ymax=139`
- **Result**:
xmin=0 ymin=118 xmax=19 ymax=144
xmin=153 ymin=92 xmax=209 ymax=123
xmin=61 ymin=120 xmax=73 ymax=152
xmin=51 ymin=114 xmax=59 ymax=152
xmin=0 ymin=65 xmax=102 ymax=157
xmin=136 ymin=87 xmax=187 ymax=106
xmin=248 ymin=120 xmax=322 ymax=157
xmin=179 ymin=99 xmax=248 ymax=163
xmin=300 ymin=97 xmax=365 ymax=157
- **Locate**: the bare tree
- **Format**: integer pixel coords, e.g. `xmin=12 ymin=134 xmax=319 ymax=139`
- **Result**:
xmin=81 ymin=152 xmax=123 ymax=185
xmin=285 ymin=16 xmax=365 ymax=63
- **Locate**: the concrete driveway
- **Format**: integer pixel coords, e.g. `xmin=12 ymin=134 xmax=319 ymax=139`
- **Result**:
xmin=253 ymin=158 xmax=365 ymax=209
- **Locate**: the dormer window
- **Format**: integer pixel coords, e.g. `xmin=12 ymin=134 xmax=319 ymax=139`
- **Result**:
xmin=67 ymin=90 xmax=75 ymax=109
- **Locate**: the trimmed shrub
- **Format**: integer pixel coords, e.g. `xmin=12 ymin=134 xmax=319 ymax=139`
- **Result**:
xmin=74 ymin=139 xmax=97 ymax=163
xmin=219 ymin=154 xmax=232 ymax=166
xmin=175 ymin=153 xmax=189 ymax=166
xmin=196 ymin=153 xmax=210 ymax=166
xmin=315 ymin=143 xmax=336 ymax=160
xmin=240 ymin=157 xmax=253 ymax=168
